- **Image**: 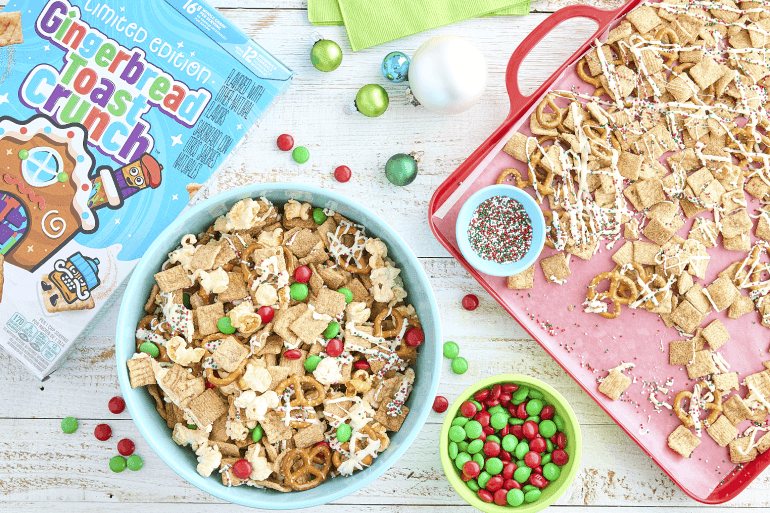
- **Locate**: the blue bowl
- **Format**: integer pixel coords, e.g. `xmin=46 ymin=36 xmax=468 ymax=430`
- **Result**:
xmin=455 ymin=184 xmax=545 ymax=277
xmin=115 ymin=183 xmax=442 ymax=509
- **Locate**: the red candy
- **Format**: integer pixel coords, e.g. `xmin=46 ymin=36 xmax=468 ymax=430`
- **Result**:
xmin=94 ymin=424 xmax=111 ymax=441
xmin=277 ymin=134 xmax=294 ymax=151
xmin=326 ymin=338 xmax=343 ymax=357
xmin=529 ymin=473 xmax=548 ymax=488
xmin=533 ymin=465 xmax=543 ymax=475
xmin=516 ymin=403 xmax=528 ymax=419
xmin=505 ymin=479 xmax=520 ymax=490
xmin=524 ymin=451 xmax=541 ymax=468
xmin=483 ymin=441 xmax=501 ymax=458
xmin=461 ymin=473 xmax=474 ymax=482
xmin=478 ymin=489 xmax=493 ymax=503
xmin=462 ymin=460 xmax=481 ymax=478
xmin=334 ymin=165 xmax=352 ymax=183
xmin=283 ymin=350 xmax=302 ymax=360
xmin=118 ymin=438 xmax=135 ymax=456
xmin=474 ymin=389 xmax=490 ymax=402
xmin=432 ymin=396 xmax=449 ymax=413
xmin=474 ymin=411 xmax=491 ymax=427
xmin=510 ymin=424 xmax=524 ymax=439
xmin=462 ymin=294 xmax=479 ymax=311
xmin=404 ymin=328 xmax=424 ymax=347
xmin=460 ymin=401 xmax=477 ymax=418
xmin=489 ymin=384 xmax=502 ymax=401
xmin=501 ymin=383 xmax=519 ymax=394
xmin=486 ymin=475 xmax=504 ymax=492
xmin=529 ymin=437 xmax=546 ymax=454
xmin=232 ymin=459 xmax=252 ymax=479
xmin=500 ymin=424 xmax=509 ymax=437
xmin=502 ymin=462 xmax=517 ymax=479
xmin=257 ymin=306 xmax=274 ymax=323
xmin=493 ymin=489 xmax=508 ymax=506
xmin=507 ymin=404 xmax=518 ymax=417
xmin=522 ymin=420 xmax=539 ymax=439
xmin=482 ymin=425 xmax=495 ymax=436
xmin=353 ymin=360 xmax=370 ymax=370
xmin=500 ymin=450 xmax=512 ymax=462
xmin=205 ymin=380 xmax=215 ymax=389
xmin=499 ymin=392 xmax=512 ymax=406
xmin=294 ymin=265 xmax=312 ymax=283
xmin=108 ymin=396 xmax=125 ymax=414
xmin=556 ymin=432 xmax=567 ymax=449
xmin=552 ymin=448 xmax=569 ymax=466
xmin=485 ymin=398 xmax=500 ymax=408
xmin=540 ymin=405 xmax=555 ymax=420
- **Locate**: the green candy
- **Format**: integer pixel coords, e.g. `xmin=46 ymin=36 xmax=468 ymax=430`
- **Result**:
xmin=217 ymin=316 xmax=236 ymax=334
xmin=543 ymin=462 xmax=561 ymax=481
xmin=61 ymin=417 xmax=78 ymax=434
xmin=448 ymin=442 xmax=459 ymax=459
xmin=182 ymin=292 xmax=191 ymax=309
xmin=110 ymin=456 xmax=127 ymax=473
xmin=524 ymin=489 xmax=542 ymax=503
xmin=57 ymin=171 xmax=68 ymax=182
xmin=553 ymin=414 xmax=566 ymax=432
xmin=490 ymin=412 xmax=508 ymax=430
xmin=485 ymin=435 xmax=500 ymax=444
xmin=336 ymin=424 xmax=352 ymax=443
xmin=139 ymin=341 xmax=159 ymax=358
xmin=304 ymin=355 xmax=322 ymax=372
xmin=451 ymin=357 xmax=468 ymax=375
xmin=515 ymin=440 xmax=530 ymax=460
xmin=455 ymin=452 xmax=471 ymax=470
xmin=312 ymin=208 xmax=327 ymax=225
xmin=509 ymin=417 xmax=525 ymax=426
xmin=485 ymin=457 xmax=503 ymax=475
xmin=528 ymin=390 xmax=544 ymax=400
xmin=516 ymin=460 xmax=526 ymax=468
xmin=467 ymin=478 xmax=480 ymax=492
xmin=522 ymin=484 xmax=538 ymax=493
xmin=468 ymin=439 xmax=484 ymax=454
xmin=539 ymin=419 xmax=557 ymax=438
xmin=464 ymin=420 xmax=482 ymax=439
xmin=477 ymin=471 xmax=491 ymax=489
xmin=507 ymin=488 xmax=525 ymax=506
xmin=526 ymin=399 xmax=544 ymax=416
xmin=546 ymin=440 xmax=554 ymax=452
xmin=337 ymin=287 xmax=353 ymax=303
xmin=443 ymin=341 xmax=459 ymax=359
xmin=541 ymin=453 xmax=552 ymax=465
xmin=324 ymin=321 xmax=340 ymax=339
xmin=502 ymin=434 xmax=518 ymax=452
xmin=488 ymin=405 xmax=505 ymax=416
xmin=457 ymin=441 xmax=469 ymax=453
xmin=526 ymin=415 xmax=540 ymax=423
xmin=451 ymin=417 xmax=469 ymax=427
xmin=127 ymin=454 xmax=143 ymax=471
xmin=472 ymin=452 xmax=484 ymax=467
xmin=252 ymin=425 xmax=264 ymax=442
xmin=290 ymin=282 xmax=309 ymax=301
xmin=470 ymin=399 xmax=483 ymax=411
xmin=187 ymin=424 xmax=197 ymax=430
xmin=514 ymin=466 xmax=532 ymax=484
xmin=448 ymin=425 xmax=466 ymax=443
xmin=511 ymin=386 xmax=529 ymax=404
xmin=292 ymin=146 xmax=310 ymax=164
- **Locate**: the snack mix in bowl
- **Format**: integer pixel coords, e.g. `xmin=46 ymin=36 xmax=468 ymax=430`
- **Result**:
xmin=125 ymin=196 xmax=424 ymax=491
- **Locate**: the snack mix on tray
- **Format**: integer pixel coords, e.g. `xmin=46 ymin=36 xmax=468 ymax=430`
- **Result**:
xmin=500 ymin=0 xmax=770 ymax=463
xmin=126 ymin=197 xmax=422 ymax=491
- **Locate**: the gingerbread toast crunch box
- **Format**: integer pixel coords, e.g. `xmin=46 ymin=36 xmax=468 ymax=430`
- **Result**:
xmin=0 ymin=0 xmax=293 ymax=378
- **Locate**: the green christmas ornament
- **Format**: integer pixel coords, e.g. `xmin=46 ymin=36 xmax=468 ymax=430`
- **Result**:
xmin=18 ymin=149 xmax=29 ymax=160
xmin=355 ymin=84 xmax=389 ymax=118
xmin=385 ymin=153 xmax=419 ymax=186
xmin=311 ymin=39 xmax=342 ymax=72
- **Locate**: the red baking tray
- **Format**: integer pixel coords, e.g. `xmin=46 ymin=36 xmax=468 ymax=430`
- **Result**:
xmin=428 ymin=1 xmax=770 ymax=504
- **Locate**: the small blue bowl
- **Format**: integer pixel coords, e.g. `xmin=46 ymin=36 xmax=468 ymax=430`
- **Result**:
xmin=455 ymin=184 xmax=545 ymax=277
xmin=116 ymin=183 xmax=442 ymax=509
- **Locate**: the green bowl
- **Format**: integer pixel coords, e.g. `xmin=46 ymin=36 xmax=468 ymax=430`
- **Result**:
xmin=439 ymin=375 xmax=582 ymax=512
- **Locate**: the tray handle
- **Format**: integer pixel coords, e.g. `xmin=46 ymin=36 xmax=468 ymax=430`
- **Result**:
xmin=504 ymin=4 xmax=624 ymax=112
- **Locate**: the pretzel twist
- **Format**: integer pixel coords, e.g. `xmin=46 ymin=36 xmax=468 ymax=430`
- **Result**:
xmin=673 ymin=383 xmax=722 ymax=428
xmin=275 ymin=374 xmax=326 ymax=407
xmin=331 ymin=424 xmax=386 ymax=468
xmin=586 ymin=270 xmax=638 ymax=319
xmin=282 ymin=446 xmax=332 ymax=491
xmin=373 ymin=308 xmax=405 ymax=338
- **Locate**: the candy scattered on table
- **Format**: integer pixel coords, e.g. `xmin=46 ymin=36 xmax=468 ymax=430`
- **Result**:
xmin=94 ymin=423 xmax=112 ymax=441
xmin=276 ymin=134 xmax=294 ymax=151
xmin=451 ymin=357 xmax=468 ymax=375
xmin=108 ymin=396 xmax=125 ymax=414
xmin=462 ymin=294 xmax=479 ymax=311
xmin=334 ymin=165 xmax=351 ymax=182
xmin=109 ymin=455 xmax=127 ymax=473
xmin=118 ymin=438 xmax=135 ymax=456
xmin=382 ymin=51 xmax=410 ymax=83
xmin=311 ymin=38 xmax=342 ymax=72
xmin=292 ymin=146 xmax=310 ymax=164
xmin=126 ymin=454 xmax=143 ymax=471
xmin=433 ymin=396 xmax=449 ymax=413
xmin=443 ymin=341 xmax=460 ymax=359
xmin=61 ymin=417 xmax=78 ymax=434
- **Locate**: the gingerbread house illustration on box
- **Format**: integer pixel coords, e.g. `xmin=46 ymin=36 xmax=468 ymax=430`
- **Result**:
xmin=0 ymin=115 xmax=163 ymax=272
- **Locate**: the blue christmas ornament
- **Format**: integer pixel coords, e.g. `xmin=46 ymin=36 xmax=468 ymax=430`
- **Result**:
xmin=382 ymin=51 xmax=410 ymax=83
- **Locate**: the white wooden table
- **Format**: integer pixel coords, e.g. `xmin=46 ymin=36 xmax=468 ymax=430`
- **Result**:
xmin=3 ymin=1 xmax=770 ymax=512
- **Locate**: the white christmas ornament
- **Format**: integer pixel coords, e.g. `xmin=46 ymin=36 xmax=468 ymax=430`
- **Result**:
xmin=408 ymin=35 xmax=487 ymax=115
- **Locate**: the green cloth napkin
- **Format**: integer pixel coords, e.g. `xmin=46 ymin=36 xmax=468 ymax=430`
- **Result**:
xmin=308 ymin=0 xmax=530 ymax=49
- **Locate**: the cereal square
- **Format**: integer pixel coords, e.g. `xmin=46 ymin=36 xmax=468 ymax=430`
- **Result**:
xmin=189 ymin=389 xmax=227 ymax=427
xmin=729 ymin=437 xmax=758 ymax=463
xmin=687 ymin=350 xmax=717 ymax=379
xmin=713 ymin=372 xmax=739 ymax=393
xmin=217 ymin=273 xmax=250 ymax=303
xmin=668 ymin=425 xmax=700 ymax=458
xmin=757 ymin=432 xmax=770 ymax=454
xmin=723 ymin=395 xmax=752 ymax=425
xmin=670 ymin=339 xmax=695 ymax=365
xmin=688 ymin=217 xmax=718 ymax=248
xmin=624 ymin=183 xmax=645 ymax=211
xmin=344 ymin=325 xmax=374 ymax=351
xmin=689 ymin=56 xmax=725 ymax=89
xmin=684 ymin=284 xmax=711 ymax=315
xmin=746 ymin=176 xmax=770 ymax=200
xmin=290 ymin=308 xmax=329 ymax=345
xmin=566 ymin=238 xmax=598 ymax=261
xmin=503 ymin=132 xmax=531 ymax=162
xmin=286 ymin=229 xmax=321 ymax=258
xmin=624 ymin=219 xmax=640 ymax=240
xmin=344 ymin=278 xmax=371 ymax=305
xmin=729 ymin=295 xmax=754 ymax=319
xmin=707 ymin=415 xmax=738 ymax=447
xmin=373 ymin=403 xmax=409 ymax=432
xmin=627 ymin=4 xmax=662 ymax=33
xmin=677 ymin=272 xmax=694 ymax=295
xmin=251 ymin=247 xmax=286 ymax=274
xmin=686 ymin=168 xmax=714 ymax=192
xmin=155 ymin=265 xmax=191 ymax=293
xmin=278 ymin=348 xmax=307 ymax=376
xmin=540 ymin=253 xmax=571 ymax=283
xmin=189 ymin=244 xmax=222 ymax=271
xmin=745 ymin=371 xmax=770 ymax=398
xmin=267 ymin=366 xmax=293 ymax=391
xmin=611 ymin=241 xmax=634 ymax=267
xmin=672 ymin=300 xmax=704 ymax=334
xmin=721 ymin=209 xmax=753 ymax=239
xmin=196 ymin=302 xmax=225 ymax=336
xmin=598 ymin=369 xmax=631 ymax=401
xmin=273 ymin=303 xmax=307 ymax=346
xmin=212 ymin=241 xmax=237 ymax=268
xmin=636 ymin=178 xmax=666 ymax=209
xmin=757 ymin=213 xmax=770 ymax=241
xmin=293 ymin=423 xmax=326 ymax=449
xmin=315 ymin=265 xmax=346 ymax=289
xmin=212 ymin=336 xmax=249 ymax=373
xmin=702 ymin=319 xmax=730 ymax=350
xmin=618 ymin=152 xmax=643 ymax=180
xmin=643 ymin=218 xmax=679 ymax=245
xmin=706 ymin=276 xmax=740 ymax=312
xmin=600 ymin=65 xmax=636 ymax=100
xmin=507 ymin=265 xmax=535 ymax=290
xmin=633 ymin=241 xmax=661 ymax=265
xmin=127 ymin=355 xmax=156 ymax=388
xmin=260 ymin=411 xmax=294 ymax=444
xmin=314 ymin=287 xmax=347 ymax=317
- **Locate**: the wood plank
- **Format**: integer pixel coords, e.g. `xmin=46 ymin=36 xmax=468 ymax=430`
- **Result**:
xmin=0 ymin=506 xmax=766 ymax=513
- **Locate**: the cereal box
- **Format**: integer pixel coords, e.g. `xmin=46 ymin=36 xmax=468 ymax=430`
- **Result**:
xmin=0 ymin=0 xmax=293 ymax=378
